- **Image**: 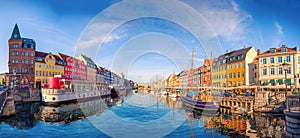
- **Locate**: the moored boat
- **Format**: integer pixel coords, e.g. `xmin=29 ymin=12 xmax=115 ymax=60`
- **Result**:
xmin=181 ymin=91 xmax=220 ymax=111
xmin=41 ymin=76 xmax=111 ymax=106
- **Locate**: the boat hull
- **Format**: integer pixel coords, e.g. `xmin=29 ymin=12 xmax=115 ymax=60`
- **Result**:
xmin=42 ymin=89 xmax=111 ymax=106
xmin=181 ymin=96 xmax=220 ymax=110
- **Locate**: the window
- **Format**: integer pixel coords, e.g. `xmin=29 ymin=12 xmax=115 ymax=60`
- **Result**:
xmin=298 ymin=56 xmax=300 ymax=63
xmin=36 ymin=57 xmax=43 ymax=62
xmin=270 ymin=48 xmax=276 ymax=54
xmin=12 ymin=44 xmax=19 ymax=48
xmin=12 ymin=51 xmax=15 ymax=56
xmin=286 ymin=56 xmax=291 ymax=62
xmin=25 ymin=52 xmax=28 ymax=56
xmin=279 ymin=68 xmax=283 ymax=74
xmin=25 ymin=59 xmax=28 ymax=64
xmin=229 ymin=73 xmax=232 ymax=78
xmin=270 ymin=57 xmax=274 ymax=64
xmin=287 ymin=67 xmax=291 ymax=74
xmin=45 ymin=71 xmax=48 ymax=76
xmin=278 ymin=56 xmax=282 ymax=63
xmin=271 ymin=68 xmax=275 ymax=75
xmin=15 ymin=59 xmax=18 ymax=64
xmin=237 ymin=54 xmax=243 ymax=60
xmin=16 ymin=51 xmax=18 ymax=56
xmin=22 ymin=59 xmax=25 ymax=64
xmin=242 ymin=72 xmax=244 ymax=77
xmin=36 ymin=71 xmax=38 ymax=76
xmin=263 ymin=58 xmax=267 ymax=64
xmin=281 ymin=48 xmax=287 ymax=52
xmin=230 ymin=57 xmax=234 ymax=61
xmin=12 ymin=59 xmax=15 ymax=64
xmin=263 ymin=69 xmax=267 ymax=75
xmin=31 ymin=52 xmax=34 ymax=56
xmin=233 ymin=73 xmax=236 ymax=78
xmin=31 ymin=60 xmax=34 ymax=64
xmin=237 ymin=72 xmax=240 ymax=78
xmin=13 ymin=67 xmax=18 ymax=73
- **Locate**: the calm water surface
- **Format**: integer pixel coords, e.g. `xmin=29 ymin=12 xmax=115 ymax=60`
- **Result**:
xmin=0 ymin=91 xmax=285 ymax=138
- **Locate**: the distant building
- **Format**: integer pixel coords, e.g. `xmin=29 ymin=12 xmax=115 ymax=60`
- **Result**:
xmin=34 ymin=51 xmax=65 ymax=88
xmin=200 ymin=59 xmax=212 ymax=87
xmin=77 ymin=55 xmax=97 ymax=83
xmin=8 ymin=24 xmax=36 ymax=88
xmin=57 ymin=53 xmax=87 ymax=80
xmin=0 ymin=73 xmax=9 ymax=86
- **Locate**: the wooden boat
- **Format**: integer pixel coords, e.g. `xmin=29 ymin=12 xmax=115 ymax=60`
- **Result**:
xmin=181 ymin=91 xmax=220 ymax=110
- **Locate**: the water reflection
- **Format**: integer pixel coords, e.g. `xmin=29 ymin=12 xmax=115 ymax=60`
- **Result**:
xmin=0 ymin=102 xmax=42 ymax=130
xmin=41 ymin=97 xmax=111 ymax=123
xmin=0 ymin=90 xmax=287 ymax=138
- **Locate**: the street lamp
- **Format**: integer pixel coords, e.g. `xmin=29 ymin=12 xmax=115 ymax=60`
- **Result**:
xmin=282 ymin=61 xmax=289 ymax=110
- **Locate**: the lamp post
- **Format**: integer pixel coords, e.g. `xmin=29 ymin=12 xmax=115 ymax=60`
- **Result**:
xmin=282 ymin=61 xmax=289 ymax=110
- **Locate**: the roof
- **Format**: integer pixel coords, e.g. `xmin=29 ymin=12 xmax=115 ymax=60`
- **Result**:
xmin=57 ymin=52 xmax=70 ymax=61
xmin=79 ymin=54 xmax=96 ymax=65
xmin=9 ymin=24 xmax=21 ymax=40
xmin=227 ymin=46 xmax=252 ymax=64
xmin=35 ymin=51 xmax=48 ymax=58
xmin=260 ymin=45 xmax=296 ymax=55
xmin=36 ymin=51 xmax=65 ymax=65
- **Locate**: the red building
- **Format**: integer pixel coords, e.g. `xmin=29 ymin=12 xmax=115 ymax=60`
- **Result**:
xmin=57 ymin=53 xmax=87 ymax=80
xmin=8 ymin=24 xmax=36 ymax=88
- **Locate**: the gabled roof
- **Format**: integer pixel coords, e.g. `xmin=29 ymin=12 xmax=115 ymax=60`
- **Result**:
xmin=227 ymin=46 xmax=252 ymax=64
xmin=35 ymin=51 xmax=48 ymax=58
xmin=260 ymin=45 xmax=296 ymax=55
xmin=9 ymin=24 xmax=21 ymax=40
xmin=79 ymin=54 xmax=96 ymax=65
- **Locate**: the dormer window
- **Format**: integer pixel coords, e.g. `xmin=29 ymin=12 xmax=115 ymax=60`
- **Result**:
xmin=36 ymin=57 xmax=43 ymax=62
xmin=237 ymin=54 xmax=243 ymax=60
xmin=270 ymin=48 xmax=276 ymax=54
xmin=281 ymin=48 xmax=287 ymax=52
xmin=229 ymin=57 xmax=234 ymax=62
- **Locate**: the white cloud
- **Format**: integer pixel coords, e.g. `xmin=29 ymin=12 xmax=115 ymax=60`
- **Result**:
xmin=275 ymin=21 xmax=283 ymax=34
xmin=182 ymin=0 xmax=252 ymax=42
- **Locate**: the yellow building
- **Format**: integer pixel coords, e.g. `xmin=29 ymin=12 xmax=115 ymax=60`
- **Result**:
xmin=212 ymin=54 xmax=227 ymax=88
xmin=226 ymin=46 xmax=256 ymax=87
xmin=35 ymin=51 xmax=65 ymax=88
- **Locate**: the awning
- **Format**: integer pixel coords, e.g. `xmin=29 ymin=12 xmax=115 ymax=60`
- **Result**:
xmin=269 ymin=79 xmax=275 ymax=83
xmin=286 ymin=79 xmax=292 ymax=84
xmin=277 ymin=79 xmax=283 ymax=84
xmin=263 ymin=82 xmax=268 ymax=86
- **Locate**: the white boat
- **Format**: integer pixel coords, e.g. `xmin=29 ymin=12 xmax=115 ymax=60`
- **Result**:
xmin=41 ymin=76 xmax=111 ymax=106
xmin=169 ymin=93 xmax=177 ymax=98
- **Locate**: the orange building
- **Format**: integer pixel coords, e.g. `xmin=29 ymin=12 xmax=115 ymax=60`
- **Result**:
xmin=200 ymin=59 xmax=212 ymax=87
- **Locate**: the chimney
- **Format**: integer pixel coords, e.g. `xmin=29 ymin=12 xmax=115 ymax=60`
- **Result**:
xmin=257 ymin=49 xmax=260 ymax=55
xmin=243 ymin=45 xmax=247 ymax=49
xmin=226 ymin=50 xmax=230 ymax=54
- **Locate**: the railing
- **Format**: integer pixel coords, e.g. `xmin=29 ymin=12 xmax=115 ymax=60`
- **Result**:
xmin=287 ymin=95 xmax=300 ymax=113
xmin=0 ymin=89 xmax=8 ymax=117
xmin=42 ymin=88 xmax=72 ymax=95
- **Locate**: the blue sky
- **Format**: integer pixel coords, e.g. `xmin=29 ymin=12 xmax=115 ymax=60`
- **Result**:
xmin=0 ymin=0 xmax=300 ymax=82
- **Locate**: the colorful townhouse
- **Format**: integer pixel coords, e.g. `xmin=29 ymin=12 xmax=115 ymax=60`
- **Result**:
xmin=57 ymin=53 xmax=87 ymax=81
xmin=8 ymin=24 xmax=36 ymax=88
xmin=200 ymin=59 xmax=212 ymax=87
xmin=226 ymin=46 xmax=256 ymax=87
xmin=34 ymin=51 xmax=65 ymax=88
xmin=258 ymin=45 xmax=300 ymax=89
xmin=212 ymin=54 xmax=228 ymax=88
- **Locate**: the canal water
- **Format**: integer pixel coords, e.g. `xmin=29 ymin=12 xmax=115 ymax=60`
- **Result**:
xmin=0 ymin=90 xmax=285 ymax=138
